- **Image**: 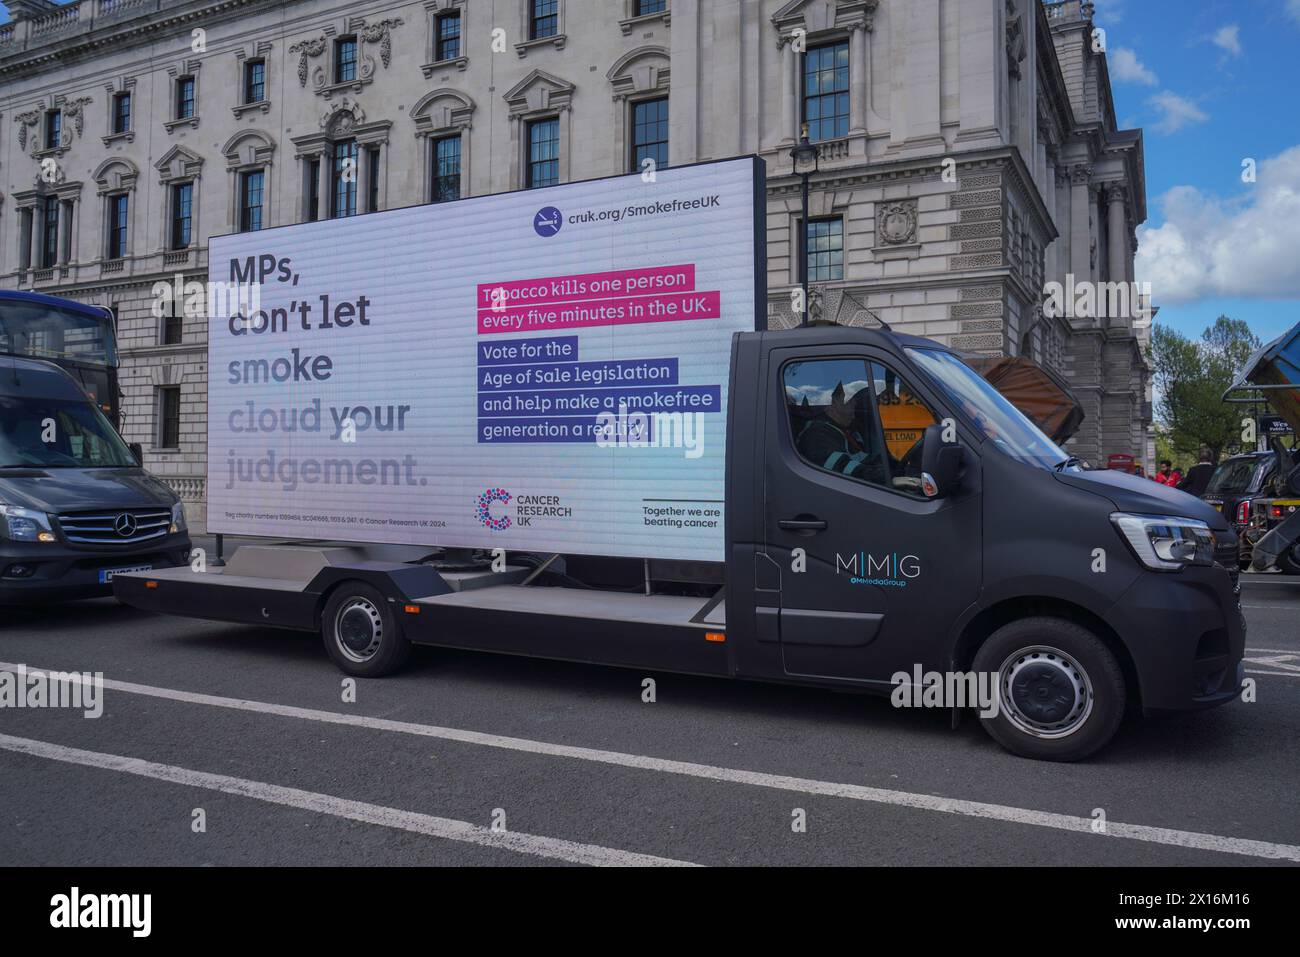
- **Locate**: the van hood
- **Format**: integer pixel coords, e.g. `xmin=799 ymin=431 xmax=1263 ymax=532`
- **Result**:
xmin=0 ymin=468 xmax=178 ymax=513
xmin=1053 ymin=468 xmax=1230 ymax=531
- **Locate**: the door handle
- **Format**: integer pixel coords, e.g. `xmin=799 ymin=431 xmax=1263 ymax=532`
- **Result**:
xmin=779 ymin=517 xmax=828 ymax=532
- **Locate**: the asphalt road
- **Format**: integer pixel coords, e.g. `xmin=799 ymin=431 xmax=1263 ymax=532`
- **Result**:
xmin=0 ymin=570 xmax=1298 ymax=867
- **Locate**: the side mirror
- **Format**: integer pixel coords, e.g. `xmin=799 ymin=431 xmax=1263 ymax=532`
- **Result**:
xmin=920 ymin=423 xmax=964 ymax=498
xmin=128 ymin=442 xmax=144 ymax=466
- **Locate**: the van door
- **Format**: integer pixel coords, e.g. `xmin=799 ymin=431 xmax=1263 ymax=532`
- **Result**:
xmin=763 ymin=346 xmax=982 ymax=685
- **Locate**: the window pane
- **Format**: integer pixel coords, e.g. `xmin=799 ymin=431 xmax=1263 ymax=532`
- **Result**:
xmin=784 ymin=359 xmax=890 ymax=487
xmin=171 ymin=183 xmax=193 ymax=249
xmin=803 ymin=41 xmax=849 ymax=141
xmin=241 ymin=170 xmax=264 ymax=232
xmin=805 ymin=217 xmax=844 ymax=282
xmin=307 ymin=159 xmax=321 ymax=222
xmin=108 ymin=195 xmax=128 ymax=259
xmin=245 ymin=61 xmax=265 ymax=103
xmin=336 ymin=38 xmax=357 ymax=82
xmin=177 ymin=78 xmax=195 ymax=119
xmin=532 ymin=0 xmax=558 ymax=39
xmin=114 ymin=94 xmax=131 ymax=134
xmin=332 ymin=140 xmax=358 ymax=217
xmin=637 ymin=0 xmax=667 ymax=14
xmin=433 ymin=136 xmax=461 ymax=203
xmin=527 ymin=118 xmax=559 ymax=188
xmin=868 ymin=361 xmax=938 ymax=494
xmin=40 ymin=196 xmax=59 ymax=269
xmin=159 ymin=388 xmax=181 ymax=448
xmin=436 ymin=12 xmax=461 ymax=60
xmin=46 ymin=111 xmax=61 ymax=149
xmin=631 ymin=97 xmax=669 ymax=173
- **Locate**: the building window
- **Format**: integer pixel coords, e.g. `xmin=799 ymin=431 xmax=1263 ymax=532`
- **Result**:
xmin=60 ymin=201 xmax=73 ymax=263
xmin=335 ymin=37 xmax=357 ymax=83
xmin=157 ymin=387 xmax=181 ymax=449
xmin=40 ymin=196 xmax=59 ymax=269
xmin=431 ymin=136 xmax=461 ymax=203
xmin=803 ymin=41 xmax=849 ymax=142
xmin=306 ymin=158 xmax=321 ymax=222
xmin=170 ymin=182 xmax=193 ymax=249
xmin=805 ymin=217 xmax=844 ymax=282
xmin=366 ymin=146 xmax=381 ymax=213
xmin=530 ymin=0 xmax=558 ymax=40
xmin=435 ymin=11 xmax=462 ymax=61
xmin=112 ymin=93 xmax=131 ymax=135
xmin=44 ymin=110 xmax=62 ymax=150
xmin=635 ymin=0 xmax=666 ymax=15
xmin=161 ymin=307 xmax=183 ymax=346
xmin=176 ymin=76 xmax=196 ymax=119
xmin=526 ymin=118 xmax=560 ymax=188
xmin=244 ymin=59 xmax=266 ymax=104
xmin=630 ymin=97 xmax=669 ymax=173
xmin=332 ymin=140 xmax=358 ymax=218
xmin=240 ymin=170 xmax=265 ymax=233
xmin=107 ymin=194 xmax=129 ymax=259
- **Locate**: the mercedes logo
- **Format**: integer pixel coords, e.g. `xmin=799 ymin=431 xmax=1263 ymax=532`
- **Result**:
xmin=114 ymin=513 xmax=138 ymax=537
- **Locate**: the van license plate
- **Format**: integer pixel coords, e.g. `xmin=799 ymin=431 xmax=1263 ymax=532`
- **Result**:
xmin=99 ymin=565 xmax=152 ymax=584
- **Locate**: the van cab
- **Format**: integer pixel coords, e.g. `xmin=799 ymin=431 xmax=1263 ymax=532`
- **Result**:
xmin=0 ymin=355 xmax=191 ymax=603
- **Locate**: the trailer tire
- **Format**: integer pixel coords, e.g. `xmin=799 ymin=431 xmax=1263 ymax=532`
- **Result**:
xmin=971 ymin=617 xmax=1125 ymax=762
xmin=321 ymin=582 xmax=411 ymax=678
xmin=1277 ymin=544 xmax=1300 ymax=576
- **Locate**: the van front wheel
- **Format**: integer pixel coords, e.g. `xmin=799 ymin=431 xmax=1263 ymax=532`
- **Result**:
xmin=321 ymin=582 xmax=411 ymax=678
xmin=971 ymin=617 xmax=1125 ymax=762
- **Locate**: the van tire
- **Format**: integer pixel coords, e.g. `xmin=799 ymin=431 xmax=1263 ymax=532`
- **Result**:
xmin=321 ymin=582 xmax=411 ymax=678
xmin=971 ymin=617 xmax=1125 ymax=762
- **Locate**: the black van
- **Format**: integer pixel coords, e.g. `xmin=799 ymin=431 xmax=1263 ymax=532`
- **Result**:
xmin=1201 ymin=451 xmax=1277 ymax=567
xmin=0 ymin=355 xmax=191 ymax=603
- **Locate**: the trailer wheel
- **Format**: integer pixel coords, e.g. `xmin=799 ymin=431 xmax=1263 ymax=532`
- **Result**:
xmin=1277 ymin=543 xmax=1300 ymax=576
xmin=971 ymin=617 xmax=1125 ymax=762
xmin=321 ymin=582 xmax=411 ymax=678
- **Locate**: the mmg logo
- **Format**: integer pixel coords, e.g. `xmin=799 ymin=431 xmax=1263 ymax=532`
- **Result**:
xmin=836 ymin=551 xmax=921 ymax=587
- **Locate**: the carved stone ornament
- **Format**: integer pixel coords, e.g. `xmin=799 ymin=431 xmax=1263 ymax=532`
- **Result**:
xmin=361 ymin=18 xmax=403 ymax=69
xmin=13 ymin=110 xmax=40 ymax=152
xmin=876 ymin=200 xmax=919 ymax=246
xmin=289 ymin=37 xmax=327 ymax=88
xmin=322 ymin=98 xmax=365 ymax=136
xmin=1005 ymin=0 xmax=1026 ymax=79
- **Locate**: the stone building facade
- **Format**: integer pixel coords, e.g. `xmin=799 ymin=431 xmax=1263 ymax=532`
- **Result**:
xmin=0 ymin=0 xmax=1151 ymax=531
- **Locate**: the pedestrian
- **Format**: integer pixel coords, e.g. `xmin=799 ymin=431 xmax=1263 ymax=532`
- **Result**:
xmin=1177 ymin=448 xmax=1217 ymax=497
xmin=1154 ymin=460 xmax=1182 ymax=486
xmin=1133 ymin=465 xmax=1145 ymax=478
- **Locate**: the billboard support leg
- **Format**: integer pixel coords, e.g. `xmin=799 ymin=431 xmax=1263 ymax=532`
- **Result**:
xmin=213 ymin=533 xmax=226 ymax=568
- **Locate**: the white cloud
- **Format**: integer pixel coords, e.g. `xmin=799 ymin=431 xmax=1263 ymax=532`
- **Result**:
xmin=1288 ymin=0 xmax=1300 ymax=26
xmin=1136 ymin=145 xmax=1300 ymax=303
xmin=1210 ymin=24 xmax=1242 ymax=57
xmin=1147 ymin=91 xmax=1209 ymax=133
xmin=1110 ymin=47 xmax=1158 ymax=85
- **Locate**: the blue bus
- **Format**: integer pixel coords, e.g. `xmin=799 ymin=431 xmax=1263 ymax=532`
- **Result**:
xmin=0 ymin=289 xmax=121 ymax=430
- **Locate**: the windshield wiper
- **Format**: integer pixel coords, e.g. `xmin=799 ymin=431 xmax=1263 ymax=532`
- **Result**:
xmin=1053 ymin=456 xmax=1082 ymax=472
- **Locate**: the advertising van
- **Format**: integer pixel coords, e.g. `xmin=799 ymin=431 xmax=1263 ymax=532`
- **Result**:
xmin=115 ymin=157 xmax=1245 ymax=761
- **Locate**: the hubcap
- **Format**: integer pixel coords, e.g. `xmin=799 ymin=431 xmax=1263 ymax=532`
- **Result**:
xmin=998 ymin=645 xmax=1093 ymax=739
xmin=335 ymin=598 xmax=383 ymax=663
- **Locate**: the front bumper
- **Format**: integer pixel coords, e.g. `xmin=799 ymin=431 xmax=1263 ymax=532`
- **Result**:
xmin=0 ymin=534 xmax=191 ymax=604
xmin=1105 ymin=562 xmax=1245 ymax=714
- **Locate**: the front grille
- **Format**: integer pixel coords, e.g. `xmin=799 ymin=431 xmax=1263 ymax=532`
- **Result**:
xmin=56 ymin=508 xmax=171 ymax=545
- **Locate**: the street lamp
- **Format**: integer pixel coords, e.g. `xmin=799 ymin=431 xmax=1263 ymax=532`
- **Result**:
xmin=789 ymin=123 xmax=819 ymax=326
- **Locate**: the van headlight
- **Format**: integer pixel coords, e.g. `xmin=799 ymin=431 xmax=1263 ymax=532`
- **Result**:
xmin=0 ymin=504 xmax=57 ymax=543
xmin=170 ymin=502 xmax=187 ymax=534
xmin=1111 ymin=513 xmax=1215 ymax=571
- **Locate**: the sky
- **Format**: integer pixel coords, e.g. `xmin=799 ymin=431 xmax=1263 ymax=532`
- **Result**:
xmin=1097 ymin=0 xmax=1300 ymax=346
xmin=2 ymin=0 xmax=1297 ymax=346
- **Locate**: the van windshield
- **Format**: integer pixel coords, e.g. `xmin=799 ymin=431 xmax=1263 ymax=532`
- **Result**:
xmin=0 ymin=396 xmax=136 ymax=469
xmin=1207 ymin=458 xmax=1261 ymax=495
xmin=906 ymin=347 xmax=1071 ymax=471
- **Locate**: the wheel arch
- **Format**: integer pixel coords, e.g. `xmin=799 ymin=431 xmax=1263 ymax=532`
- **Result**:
xmin=952 ymin=596 xmax=1142 ymax=713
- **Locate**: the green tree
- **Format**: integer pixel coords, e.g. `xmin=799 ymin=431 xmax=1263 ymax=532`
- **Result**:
xmin=1149 ymin=316 xmax=1261 ymax=463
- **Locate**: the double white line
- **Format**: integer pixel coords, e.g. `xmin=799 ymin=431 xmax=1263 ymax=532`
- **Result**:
xmin=3 ymin=661 xmax=1298 ymax=864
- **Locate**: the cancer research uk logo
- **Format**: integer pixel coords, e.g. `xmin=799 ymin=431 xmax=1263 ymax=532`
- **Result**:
xmin=476 ymin=487 xmax=512 ymax=530
xmin=533 ymin=206 xmax=563 ymax=238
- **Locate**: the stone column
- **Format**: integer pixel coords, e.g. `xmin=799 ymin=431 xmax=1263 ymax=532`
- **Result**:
xmin=1043 ymin=147 xmax=1058 ymax=280
xmin=849 ymin=23 xmax=866 ymax=135
xmin=1106 ymin=183 xmax=1128 ymax=287
xmin=779 ymin=35 xmax=796 ymax=144
xmin=1069 ymin=165 xmax=1092 ymax=289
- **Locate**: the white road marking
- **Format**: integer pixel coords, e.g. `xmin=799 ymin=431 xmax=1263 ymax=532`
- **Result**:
xmin=3 ymin=662 xmax=1297 ymax=862
xmin=0 ymin=732 xmax=693 ymax=867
